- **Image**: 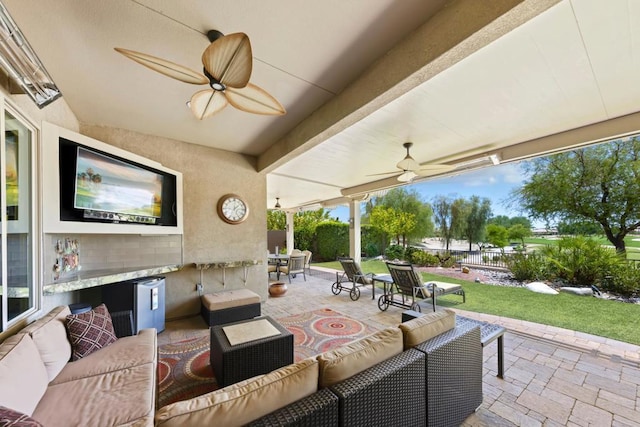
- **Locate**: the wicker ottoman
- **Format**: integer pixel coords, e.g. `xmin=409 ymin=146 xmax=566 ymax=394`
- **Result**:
xmin=200 ymin=289 xmax=261 ymax=326
xmin=210 ymin=316 xmax=294 ymax=387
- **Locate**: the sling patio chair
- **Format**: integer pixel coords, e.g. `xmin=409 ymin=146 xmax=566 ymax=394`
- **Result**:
xmin=380 ymin=261 xmax=465 ymax=312
xmin=331 ymin=257 xmax=376 ymax=301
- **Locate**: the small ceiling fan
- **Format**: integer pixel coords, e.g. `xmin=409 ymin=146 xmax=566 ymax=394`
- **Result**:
xmin=370 ymin=142 xmax=455 ymax=182
xmin=115 ymin=30 xmax=286 ymax=119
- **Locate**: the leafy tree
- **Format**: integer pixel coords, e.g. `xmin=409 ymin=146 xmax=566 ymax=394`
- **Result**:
xmin=365 ymin=188 xmax=434 ymax=242
xmin=267 ymin=209 xmax=285 ymax=230
xmin=488 ymin=215 xmax=532 ymax=229
xmin=488 ymin=215 xmax=511 ymax=228
xmin=267 ymin=208 xmax=332 ymax=251
xmin=460 ymin=196 xmax=492 ymax=250
xmin=509 ymin=216 xmax=533 ymax=228
xmin=557 ymin=219 xmax=601 ymax=235
xmin=432 ymin=195 xmax=466 ymax=250
xmin=513 ymin=138 xmax=640 ymax=254
xmin=485 ymin=224 xmax=509 ymax=250
xmin=508 ymin=223 xmax=531 ymax=247
xmin=370 ymin=206 xmax=417 ymax=247
xmin=293 ymin=209 xmax=332 ymax=250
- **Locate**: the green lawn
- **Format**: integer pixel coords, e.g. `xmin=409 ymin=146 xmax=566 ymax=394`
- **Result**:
xmin=524 ymin=235 xmax=640 ymax=249
xmin=316 ymin=259 xmax=640 ymax=346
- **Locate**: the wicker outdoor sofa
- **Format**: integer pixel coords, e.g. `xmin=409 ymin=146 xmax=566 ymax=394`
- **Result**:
xmin=155 ymin=309 xmax=483 ymax=427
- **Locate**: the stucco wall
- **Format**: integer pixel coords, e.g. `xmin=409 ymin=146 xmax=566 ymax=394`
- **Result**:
xmin=1 ymin=85 xmax=269 ymax=322
xmin=80 ymin=125 xmax=269 ymax=319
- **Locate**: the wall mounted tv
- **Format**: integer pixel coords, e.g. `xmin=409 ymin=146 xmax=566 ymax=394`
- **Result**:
xmin=58 ymin=137 xmax=178 ymax=227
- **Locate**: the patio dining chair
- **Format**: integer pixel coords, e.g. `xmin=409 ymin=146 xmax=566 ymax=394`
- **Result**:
xmin=279 ymin=254 xmax=307 ymax=283
xmin=331 ymin=257 xmax=375 ymax=301
xmin=382 ymin=261 xmax=465 ymax=312
xmin=302 ymin=250 xmax=312 ymax=275
xmin=267 ymin=250 xmax=279 ymax=279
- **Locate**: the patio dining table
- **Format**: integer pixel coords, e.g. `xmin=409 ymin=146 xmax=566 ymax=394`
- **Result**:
xmin=268 ymin=254 xmax=289 ymax=278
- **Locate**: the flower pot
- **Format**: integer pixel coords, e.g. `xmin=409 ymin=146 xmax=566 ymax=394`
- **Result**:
xmin=268 ymin=282 xmax=288 ymax=297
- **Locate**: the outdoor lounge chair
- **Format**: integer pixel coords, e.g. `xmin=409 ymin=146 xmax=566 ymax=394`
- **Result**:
xmin=331 ymin=257 xmax=375 ymax=301
xmin=381 ymin=261 xmax=465 ymax=312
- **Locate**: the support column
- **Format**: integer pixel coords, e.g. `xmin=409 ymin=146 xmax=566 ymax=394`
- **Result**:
xmin=285 ymin=211 xmax=295 ymax=253
xmin=349 ymin=200 xmax=361 ymax=263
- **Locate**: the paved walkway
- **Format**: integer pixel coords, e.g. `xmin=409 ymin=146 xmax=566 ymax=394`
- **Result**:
xmin=160 ymin=268 xmax=640 ymax=426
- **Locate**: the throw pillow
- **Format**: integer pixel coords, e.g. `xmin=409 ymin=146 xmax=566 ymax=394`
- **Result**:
xmin=0 ymin=406 xmax=44 ymax=427
xmin=65 ymin=303 xmax=117 ymax=361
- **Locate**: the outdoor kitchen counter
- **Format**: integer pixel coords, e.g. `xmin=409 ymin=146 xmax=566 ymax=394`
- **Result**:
xmin=43 ymin=264 xmax=182 ymax=295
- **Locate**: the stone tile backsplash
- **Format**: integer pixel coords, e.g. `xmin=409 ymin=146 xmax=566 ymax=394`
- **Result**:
xmin=45 ymin=234 xmax=183 ymax=282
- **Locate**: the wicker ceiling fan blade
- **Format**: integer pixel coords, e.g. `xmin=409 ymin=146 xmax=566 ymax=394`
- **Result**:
xmin=189 ymin=89 xmax=228 ymax=120
xmin=366 ymin=170 xmax=402 ymax=177
xmin=114 ymin=48 xmax=208 ymax=85
xmin=225 ymin=83 xmax=286 ymax=115
xmin=202 ymin=33 xmax=252 ymax=88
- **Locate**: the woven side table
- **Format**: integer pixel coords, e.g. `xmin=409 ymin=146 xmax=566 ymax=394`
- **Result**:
xmin=210 ymin=316 xmax=294 ymax=387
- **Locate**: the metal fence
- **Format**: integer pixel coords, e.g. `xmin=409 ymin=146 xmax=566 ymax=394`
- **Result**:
xmin=422 ymin=249 xmax=513 ymax=270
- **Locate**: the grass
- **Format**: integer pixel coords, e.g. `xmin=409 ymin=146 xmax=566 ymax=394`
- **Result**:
xmin=316 ymin=260 xmax=640 ymax=346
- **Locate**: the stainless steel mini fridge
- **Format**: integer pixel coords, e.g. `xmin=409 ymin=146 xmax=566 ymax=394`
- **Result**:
xmin=102 ymin=276 xmax=165 ymax=334
xmin=134 ymin=277 xmax=165 ymax=333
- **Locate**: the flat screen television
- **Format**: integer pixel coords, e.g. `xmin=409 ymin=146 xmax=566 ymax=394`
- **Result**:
xmin=59 ymin=138 xmax=178 ymax=227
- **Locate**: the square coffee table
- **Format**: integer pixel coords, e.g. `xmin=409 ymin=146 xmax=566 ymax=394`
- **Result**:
xmin=210 ymin=316 xmax=294 ymax=387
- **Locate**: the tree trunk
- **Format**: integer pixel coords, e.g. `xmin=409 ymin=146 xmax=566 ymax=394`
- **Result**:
xmin=602 ymin=223 xmax=627 ymax=254
xmin=612 ymin=234 xmax=626 ymax=255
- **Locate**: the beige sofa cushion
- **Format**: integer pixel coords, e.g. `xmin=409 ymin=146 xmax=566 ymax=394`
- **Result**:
xmin=317 ymin=327 xmax=403 ymax=388
xmin=51 ymin=328 xmax=157 ymax=385
xmin=398 ymin=308 xmax=456 ymax=349
xmin=21 ymin=306 xmax=72 ymax=381
xmin=32 ymin=359 xmax=156 ymax=427
xmin=155 ymin=357 xmax=319 ymax=427
xmin=0 ymin=333 xmax=49 ymax=416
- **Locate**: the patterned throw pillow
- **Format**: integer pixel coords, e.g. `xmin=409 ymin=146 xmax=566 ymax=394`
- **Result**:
xmin=65 ymin=303 xmax=117 ymax=361
xmin=0 ymin=406 xmax=44 ymax=427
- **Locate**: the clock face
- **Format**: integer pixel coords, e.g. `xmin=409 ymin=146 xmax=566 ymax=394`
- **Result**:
xmin=217 ymin=194 xmax=249 ymax=224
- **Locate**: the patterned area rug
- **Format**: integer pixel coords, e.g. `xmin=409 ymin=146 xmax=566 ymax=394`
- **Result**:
xmin=277 ymin=307 xmax=379 ymax=362
xmin=157 ymin=308 xmax=378 ymax=408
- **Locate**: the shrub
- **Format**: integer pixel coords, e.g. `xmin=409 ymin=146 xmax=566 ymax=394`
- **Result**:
xmin=315 ymin=221 xmax=349 ymax=261
xmin=363 ymin=243 xmax=379 ymax=258
xmin=385 ymin=244 xmax=405 ymax=261
xmin=602 ymin=262 xmax=640 ymax=297
xmin=408 ymin=250 xmax=439 ymax=266
xmin=404 ymin=246 xmax=422 ymax=262
xmin=537 ymin=236 xmax=621 ymax=286
xmin=506 ymin=252 xmax=548 ymax=281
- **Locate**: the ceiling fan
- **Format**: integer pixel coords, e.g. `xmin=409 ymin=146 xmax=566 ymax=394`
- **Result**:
xmin=115 ymin=30 xmax=286 ymax=119
xmin=370 ymin=142 xmax=455 ymax=182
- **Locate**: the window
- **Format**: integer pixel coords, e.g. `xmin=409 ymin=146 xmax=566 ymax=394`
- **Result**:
xmin=0 ymin=107 xmax=37 ymax=332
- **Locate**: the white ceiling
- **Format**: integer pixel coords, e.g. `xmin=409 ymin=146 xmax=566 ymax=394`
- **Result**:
xmin=5 ymin=0 xmax=640 ymax=211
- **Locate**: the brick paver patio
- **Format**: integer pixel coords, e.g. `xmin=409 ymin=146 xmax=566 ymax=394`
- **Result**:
xmin=160 ymin=268 xmax=640 ymax=426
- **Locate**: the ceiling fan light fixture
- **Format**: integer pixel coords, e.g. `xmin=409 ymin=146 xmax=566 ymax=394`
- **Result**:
xmin=397 ymin=170 xmax=417 ymax=182
xmin=396 ymin=155 xmax=420 ymax=171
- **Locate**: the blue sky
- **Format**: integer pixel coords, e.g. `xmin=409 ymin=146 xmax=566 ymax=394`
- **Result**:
xmin=328 ymin=161 xmax=544 ymax=227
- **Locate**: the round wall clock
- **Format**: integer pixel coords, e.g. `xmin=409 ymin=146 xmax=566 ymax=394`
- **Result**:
xmin=217 ymin=194 xmax=249 ymax=224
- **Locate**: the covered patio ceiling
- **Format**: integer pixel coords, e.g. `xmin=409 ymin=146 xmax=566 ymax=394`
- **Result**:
xmin=4 ymin=0 xmax=640 ymax=211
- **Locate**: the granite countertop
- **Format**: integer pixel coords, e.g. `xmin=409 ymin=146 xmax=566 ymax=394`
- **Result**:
xmin=43 ymin=264 xmax=183 ymax=295
xmin=193 ymin=260 xmax=263 ymax=269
